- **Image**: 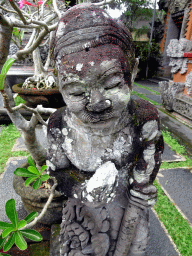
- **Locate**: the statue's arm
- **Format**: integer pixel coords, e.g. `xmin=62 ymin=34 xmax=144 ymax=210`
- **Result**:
xmin=129 ymin=119 xmax=164 ymax=208
xmin=46 ymin=108 xmax=71 ymax=172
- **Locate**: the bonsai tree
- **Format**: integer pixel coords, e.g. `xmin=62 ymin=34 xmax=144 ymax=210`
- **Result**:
xmin=0 ymin=0 xmax=112 ymax=166
xmin=0 ymin=0 xmax=64 ymax=90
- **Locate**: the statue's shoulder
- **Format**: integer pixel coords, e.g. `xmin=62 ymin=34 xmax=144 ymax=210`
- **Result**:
xmin=47 ymin=106 xmax=67 ymax=133
xmin=130 ymin=99 xmax=160 ymax=127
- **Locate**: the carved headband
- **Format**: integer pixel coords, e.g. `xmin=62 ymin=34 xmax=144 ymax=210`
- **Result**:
xmin=51 ymin=3 xmax=136 ymax=71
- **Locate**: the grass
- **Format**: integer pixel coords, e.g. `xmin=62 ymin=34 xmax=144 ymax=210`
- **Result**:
xmin=132 ymin=90 xmax=160 ymax=106
xmin=0 ymin=124 xmax=28 ymax=174
xmin=155 ymin=130 xmax=192 ymax=255
xmin=154 ymin=180 xmax=192 ymax=256
xmin=161 ymin=130 xmax=192 ymax=170
xmin=134 ymin=82 xmax=161 ymax=95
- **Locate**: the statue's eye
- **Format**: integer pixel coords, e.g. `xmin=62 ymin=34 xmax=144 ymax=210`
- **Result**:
xmin=105 ymin=82 xmax=121 ymax=90
xmin=70 ymin=92 xmax=85 ymax=96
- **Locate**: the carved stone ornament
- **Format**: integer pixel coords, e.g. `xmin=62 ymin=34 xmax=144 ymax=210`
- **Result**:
xmin=47 ymin=4 xmax=164 ymax=255
xmin=166 ymin=38 xmax=192 ymax=74
xmin=159 ymin=81 xmax=185 ymax=110
xmin=185 ymin=70 xmax=192 ymax=95
xmin=173 ymin=94 xmax=192 ymax=120
xmin=168 ymin=0 xmax=191 ymax=13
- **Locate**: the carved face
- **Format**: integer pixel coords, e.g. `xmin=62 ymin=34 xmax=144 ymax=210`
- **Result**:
xmin=57 ymin=45 xmax=132 ymax=129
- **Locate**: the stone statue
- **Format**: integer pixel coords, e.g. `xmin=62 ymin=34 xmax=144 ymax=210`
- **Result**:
xmin=47 ymin=4 xmax=164 ymax=256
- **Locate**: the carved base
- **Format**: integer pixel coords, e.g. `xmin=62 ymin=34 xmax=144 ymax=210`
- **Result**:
xmin=59 ymin=198 xmax=149 ymax=256
xmin=173 ymin=94 xmax=192 ymax=120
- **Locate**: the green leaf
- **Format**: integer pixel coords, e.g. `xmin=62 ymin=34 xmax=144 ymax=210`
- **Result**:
xmin=0 ymin=253 xmax=11 ymax=256
xmin=32 ymin=178 xmax=42 ymax=190
xmin=27 ymin=156 xmax=36 ymax=168
xmin=24 ymin=212 xmax=38 ymax=223
xmin=15 ymin=231 xmax=27 ymax=250
xmin=40 ymin=174 xmax=49 ymax=182
xmin=3 ymin=233 xmax=15 ymax=252
xmin=14 ymin=167 xmax=36 ymax=177
xmin=0 ymin=234 xmax=7 ymax=249
xmin=0 ymin=222 xmax=13 ymax=230
xmin=40 ymin=165 xmax=48 ymax=174
xmin=20 ymin=229 xmax=43 ymax=242
xmin=2 ymin=227 xmax=15 ymax=239
xmin=24 ymin=176 xmax=38 ymax=187
xmin=17 ymin=220 xmax=27 ymax=230
xmin=0 ymin=74 xmax=6 ymax=91
xmin=0 ymin=58 xmax=15 ymax=90
xmin=5 ymin=199 xmax=18 ymax=228
xmin=1 ymin=58 xmax=15 ymax=76
xmin=28 ymin=166 xmax=40 ymax=176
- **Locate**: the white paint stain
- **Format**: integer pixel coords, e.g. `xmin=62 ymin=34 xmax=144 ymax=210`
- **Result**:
xmin=56 ymin=22 xmax=65 ymax=37
xmin=46 ymin=160 xmax=56 ymax=171
xmin=64 ymin=137 xmax=73 ymax=152
xmin=92 ymin=11 xmax=96 ymax=16
xmin=89 ymin=61 xmax=95 ymax=66
xmin=62 ymin=128 xmax=68 ymax=136
xmin=103 ymin=12 xmax=109 ymax=18
xmin=76 ymin=63 xmax=83 ymax=71
xmin=52 ymin=144 xmax=57 ymax=150
xmin=86 ymin=161 xmax=118 ymax=193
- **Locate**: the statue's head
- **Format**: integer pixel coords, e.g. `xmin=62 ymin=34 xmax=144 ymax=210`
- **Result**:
xmin=51 ymin=4 xmax=138 ymax=129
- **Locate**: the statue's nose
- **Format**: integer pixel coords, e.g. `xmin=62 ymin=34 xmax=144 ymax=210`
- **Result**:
xmin=86 ymin=90 xmax=111 ymax=112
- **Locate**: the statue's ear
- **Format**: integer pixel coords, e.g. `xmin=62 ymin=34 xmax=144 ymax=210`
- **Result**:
xmin=131 ymin=58 xmax=139 ymax=88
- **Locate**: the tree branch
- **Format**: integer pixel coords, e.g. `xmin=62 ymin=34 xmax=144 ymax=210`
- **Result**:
xmin=53 ymin=0 xmax=61 ymax=19
xmin=26 ymin=19 xmax=50 ymax=32
xmin=14 ymin=23 xmax=57 ymax=60
xmin=93 ymin=0 xmax=113 ymax=6
xmin=5 ymin=102 xmax=48 ymax=126
xmin=0 ymin=13 xmax=12 ymax=27
xmin=8 ymin=0 xmax=27 ymax=25
xmin=0 ymin=5 xmax=18 ymax=14
xmin=21 ymin=176 xmax=58 ymax=229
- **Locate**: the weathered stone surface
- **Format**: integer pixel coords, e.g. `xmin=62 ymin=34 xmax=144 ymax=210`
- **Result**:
xmin=50 ymin=224 xmax=61 ymax=256
xmin=173 ymin=93 xmax=192 ymax=120
xmin=185 ymin=70 xmax=192 ymax=95
xmin=166 ymin=38 xmax=192 ymax=74
xmin=48 ymin=3 xmax=164 ymax=255
xmin=159 ymin=81 xmax=185 ymax=110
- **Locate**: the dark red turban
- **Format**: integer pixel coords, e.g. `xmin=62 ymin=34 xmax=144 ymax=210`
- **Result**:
xmin=51 ymin=3 xmax=136 ymax=73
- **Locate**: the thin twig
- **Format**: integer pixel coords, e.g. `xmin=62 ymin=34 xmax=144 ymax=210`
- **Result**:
xmin=93 ymin=0 xmax=113 ymax=6
xmin=40 ymin=0 xmax=48 ymax=18
xmin=27 ymin=19 xmax=50 ymax=32
xmin=2 ymin=92 xmax=48 ymax=126
xmin=53 ymin=0 xmax=61 ymax=19
xmin=0 ymin=5 xmax=18 ymax=14
xmin=13 ymin=104 xmax=48 ymax=126
xmin=15 ymin=23 xmax=57 ymax=59
xmin=25 ymin=29 xmax=37 ymax=49
xmin=10 ymin=18 xmax=39 ymax=29
xmin=21 ymin=176 xmax=58 ymax=229
xmin=8 ymin=0 xmax=27 ymax=25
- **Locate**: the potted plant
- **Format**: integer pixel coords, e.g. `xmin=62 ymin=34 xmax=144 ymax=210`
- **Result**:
xmin=1 ymin=0 xmax=66 ymax=107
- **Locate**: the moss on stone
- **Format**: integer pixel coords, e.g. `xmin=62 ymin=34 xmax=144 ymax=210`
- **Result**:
xmin=30 ymin=241 xmax=50 ymax=256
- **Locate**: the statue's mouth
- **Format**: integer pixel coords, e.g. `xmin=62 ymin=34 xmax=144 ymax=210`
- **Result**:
xmin=85 ymin=108 xmax=115 ymax=123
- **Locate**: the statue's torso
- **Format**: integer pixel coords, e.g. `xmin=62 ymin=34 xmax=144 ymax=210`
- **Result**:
xmin=61 ymin=114 xmax=140 ymax=172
